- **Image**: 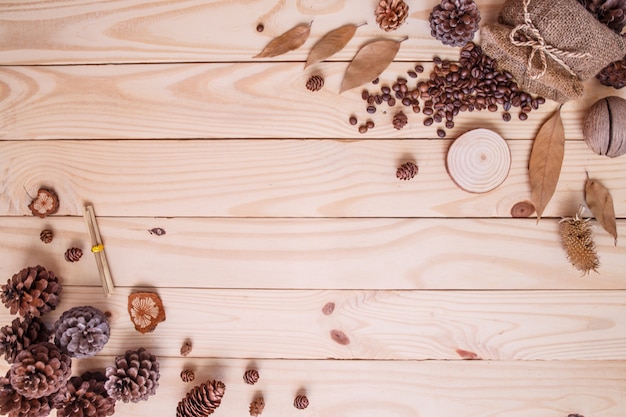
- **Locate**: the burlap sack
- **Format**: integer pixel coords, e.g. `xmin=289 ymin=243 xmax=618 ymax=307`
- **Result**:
xmin=480 ymin=0 xmax=626 ymax=102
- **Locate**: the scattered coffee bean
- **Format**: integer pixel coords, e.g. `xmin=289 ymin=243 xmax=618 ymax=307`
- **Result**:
xmin=502 ymin=112 xmax=511 ymax=122
xmin=256 ymin=24 xmax=264 ymax=32
xmin=381 ymin=86 xmax=391 ymax=95
xmin=358 ymin=125 xmax=368 ymax=134
xmin=519 ymin=112 xmax=528 ymax=120
xmin=388 ymin=98 xmax=396 ymax=106
xmin=437 ymin=129 xmax=446 ymax=138
xmin=361 ymin=90 xmax=369 ymax=100
xmin=366 ymin=120 xmax=375 ymax=129
xmin=367 ymin=106 xmax=376 ymax=114
xmin=445 ymin=120 xmax=454 ymax=129
xmin=424 ymin=117 xmax=434 ymax=126
xmin=407 ymin=70 xmax=418 ymax=78
xmin=349 ymin=116 xmax=358 ymax=125
xmin=415 ymin=64 xmax=424 ymax=73
xmin=372 ymin=77 xmax=380 ymax=84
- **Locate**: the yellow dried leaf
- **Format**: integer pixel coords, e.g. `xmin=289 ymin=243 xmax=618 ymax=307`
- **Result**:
xmin=585 ymin=177 xmax=618 ymax=245
xmin=340 ymin=37 xmax=406 ymax=93
xmin=305 ymin=23 xmax=364 ymax=69
xmin=254 ymin=22 xmax=312 ymax=58
xmin=529 ymin=107 xmax=565 ymax=222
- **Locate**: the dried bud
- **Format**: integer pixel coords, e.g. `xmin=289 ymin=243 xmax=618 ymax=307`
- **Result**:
xmin=396 ymin=162 xmax=419 ymax=180
xmin=180 ymin=339 xmax=192 ymax=357
xmin=64 ymin=248 xmax=83 ymax=262
xmin=306 ymin=75 xmax=324 ymax=92
xmin=40 ymin=229 xmax=54 ymax=244
xmin=293 ymin=395 xmax=309 ymax=410
xmin=180 ymin=370 xmax=195 ymax=383
xmin=243 ymin=369 xmax=259 ymax=385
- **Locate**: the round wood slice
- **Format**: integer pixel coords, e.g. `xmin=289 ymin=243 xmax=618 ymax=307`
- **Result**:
xmin=446 ymin=128 xmax=511 ymax=194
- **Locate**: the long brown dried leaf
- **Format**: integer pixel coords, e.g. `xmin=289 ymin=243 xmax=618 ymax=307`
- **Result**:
xmin=585 ymin=176 xmax=618 ymax=245
xmin=305 ymin=23 xmax=364 ymax=69
xmin=340 ymin=37 xmax=406 ymax=93
xmin=529 ymin=107 xmax=565 ymax=222
xmin=254 ymin=22 xmax=311 ymax=58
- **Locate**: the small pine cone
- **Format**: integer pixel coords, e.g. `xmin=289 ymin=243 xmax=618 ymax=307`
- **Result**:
xmin=249 ymin=396 xmax=265 ymax=417
xmin=180 ymin=370 xmax=195 ymax=383
xmin=64 ymin=247 xmax=83 ymax=262
xmin=0 ymin=371 xmax=53 ymax=417
xmin=577 ymin=0 xmax=626 ymax=33
xmin=0 ymin=316 xmax=51 ymax=363
xmin=560 ymin=211 xmax=600 ymax=275
xmin=176 ymin=380 xmax=226 ymax=417
xmin=396 ymin=162 xmax=419 ymax=180
xmin=53 ymin=371 xmax=115 ymax=417
xmin=243 ymin=369 xmax=259 ymax=385
xmin=10 ymin=342 xmax=72 ymax=399
xmin=180 ymin=339 xmax=192 ymax=357
xmin=306 ymin=75 xmax=324 ymax=92
xmin=392 ymin=111 xmax=408 ymax=130
xmin=1 ymin=265 xmax=63 ymax=318
xmin=429 ymin=0 xmax=481 ymax=47
xmin=597 ymin=55 xmax=626 ymax=89
xmin=375 ymin=0 xmax=409 ymax=31
xmin=105 ymin=347 xmax=160 ymax=403
xmin=53 ymin=306 xmax=110 ymax=358
xmin=39 ymin=229 xmax=54 ymax=244
xmin=294 ymin=395 xmax=309 ymax=410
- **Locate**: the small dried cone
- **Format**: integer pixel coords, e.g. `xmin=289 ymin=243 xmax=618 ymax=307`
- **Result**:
xmin=53 ymin=371 xmax=116 ymax=417
xmin=64 ymin=247 xmax=83 ymax=262
xmin=10 ymin=342 xmax=72 ymax=399
xmin=180 ymin=370 xmax=195 ymax=383
xmin=180 ymin=339 xmax=192 ymax=356
xmin=375 ymin=0 xmax=409 ymax=31
xmin=396 ymin=162 xmax=419 ymax=180
xmin=0 ymin=316 xmax=51 ymax=363
xmin=243 ymin=369 xmax=259 ymax=385
xmin=1 ymin=265 xmax=63 ymax=317
xmin=294 ymin=395 xmax=309 ymax=409
xmin=249 ymin=396 xmax=265 ymax=417
xmin=560 ymin=209 xmax=600 ymax=275
xmin=176 ymin=380 xmax=226 ymax=417
xmin=306 ymin=75 xmax=324 ymax=92
xmin=104 ymin=347 xmax=160 ymax=403
xmin=0 ymin=371 xmax=53 ymax=417
xmin=596 ymin=55 xmax=626 ymax=89
xmin=392 ymin=111 xmax=408 ymax=130
xmin=53 ymin=306 xmax=110 ymax=358
xmin=40 ymin=229 xmax=54 ymax=244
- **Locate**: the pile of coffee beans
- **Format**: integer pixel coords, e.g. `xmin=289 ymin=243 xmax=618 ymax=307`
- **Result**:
xmin=350 ymin=42 xmax=545 ymax=135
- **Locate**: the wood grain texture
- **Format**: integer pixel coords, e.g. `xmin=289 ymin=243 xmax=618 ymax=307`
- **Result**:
xmin=0 ymin=0 xmax=505 ymax=65
xmin=0 ymin=216 xmax=624 ymax=290
xmin=0 ymin=357 xmax=622 ymax=417
xmin=0 ymin=287 xmax=624 ymax=360
xmin=2 ymin=139 xmax=625 ymax=218
xmin=0 ymin=63 xmax=623 ymax=139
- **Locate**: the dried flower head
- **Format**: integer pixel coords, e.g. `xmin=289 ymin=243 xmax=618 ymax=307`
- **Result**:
xmin=128 ymin=292 xmax=166 ymax=333
xmin=28 ymin=188 xmax=60 ymax=218
xmin=560 ymin=208 xmax=600 ymax=275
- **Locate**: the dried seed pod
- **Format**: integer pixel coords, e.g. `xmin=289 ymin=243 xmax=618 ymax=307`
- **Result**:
xmin=64 ymin=248 xmax=83 ymax=262
xmin=249 ymin=396 xmax=265 ymax=416
xmin=2 ymin=265 xmax=62 ymax=317
xmin=392 ymin=111 xmax=408 ymax=130
xmin=11 ymin=342 xmax=72 ymax=399
xmin=306 ymin=75 xmax=324 ymax=92
xmin=176 ymin=380 xmax=225 ymax=417
xmin=28 ymin=188 xmax=60 ymax=218
xmin=180 ymin=370 xmax=195 ymax=383
xmin=293 ymin=395 xmax=309 ymax=410
xmin=40 ymin=229 xmax=54 ymax=244
xmin=128 ymin=292 xmax=166 ymax=333
xmin=396 ymin=162 xmax=418 ymax=180
xmin=243 ymin=369 xmax=259 ymax=385
xmin=583 ymin=96 xmax=626 ymax=157
xmin=105 ymin=347 xmax=160 ymax=403
xmin=560 ymin=208 xmax=600 ymax=275
xmin=180 ymin=339 xmax=192 ymax=357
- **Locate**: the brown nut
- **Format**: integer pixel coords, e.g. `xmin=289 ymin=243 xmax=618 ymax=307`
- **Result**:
xmin=583 ymin=96 xmax=626 ymax=158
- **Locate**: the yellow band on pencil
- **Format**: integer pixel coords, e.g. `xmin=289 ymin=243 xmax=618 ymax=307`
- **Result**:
xmin=91 ymin=244 xmax=104 ymax=253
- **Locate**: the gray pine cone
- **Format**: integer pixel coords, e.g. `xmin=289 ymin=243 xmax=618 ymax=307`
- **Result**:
xmin=0 ymin=316 xmax=51 ymax=364
xmin=53 ymin=306 xmax=110 ymax=359
xmin=0 ymin=371 xmax=53 ymax=417
xmin=429 ymin=0 xmax=481 ymax=47
xmin=54 ymin=371 xmax=115 ymax=417
xmin=176 ymin=380 xmax=226 ymax=417
xmin=1 ymin=265 xmax=62 ymax=318
xmin=10 ymin=342 xmax=72 ymax=399
xmin=104 ymin=347 xmax=160 ymax=403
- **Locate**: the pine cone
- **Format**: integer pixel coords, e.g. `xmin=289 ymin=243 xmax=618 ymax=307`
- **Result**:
xmin=375 ymin=0 xmax=409 ymax=32
xmin=243 ymin=369 xmax=259 ymax=385
xmin=104 ymin=347 xmax=160 ymax=403
xmin=10 ymin=342 xmax=72 ymax=399
xmin=54 ymin=372 xmax=115 ymax=417
xmin=39 ymin=230 xmax=53 ymax=244
xmin=53 ymin=306 xmax=110 ymax=358
xmin=293 ymin=395 xmax=309 ymax=409
xmin=577 ymin=0 xmax=626 ymax=33
xmin=249 ymin=396 xmax=265 ymax=417
xmin=64 ymin=248 xmax=83 ymax=263
xmin=597 ymin=55 xmax=626 ymax=88
xmin=0 ymin=316 xmax=51 ymax=363
xmin=392 ymin=111 xmax=408 ymax=130
xmin=176 ymin=380 xmax=226 ymax=417
xmin=306 ymin=75 xmax=324 ymax=92
xmin=396 ymin=162 xmax=419 ymax=180
xmin=0 ymin=371 xmax=53 ymax=417
xmin=180 ymin=340 xmax=192 ymax=357
xmin=180 ymin=370 xmax=195 ymax=383
xmin=430 ymin=0 xmax=481 ymax=47
xmin=1 ymin=265 xmax=63 ymax=318
xmin=560 ymin=211 xmax=600 ymax=274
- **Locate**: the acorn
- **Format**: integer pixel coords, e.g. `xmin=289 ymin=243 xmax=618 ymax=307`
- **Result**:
xmin=583 ymin=96 xmax=626 ymax=158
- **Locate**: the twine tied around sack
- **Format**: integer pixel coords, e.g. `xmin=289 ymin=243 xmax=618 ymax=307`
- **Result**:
xmin=509 ymin=0 xmax=591 ymax=79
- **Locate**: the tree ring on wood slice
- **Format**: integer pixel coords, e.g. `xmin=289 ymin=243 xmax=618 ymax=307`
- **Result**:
xmin=446 ymin=128 xmax=511 ymax=193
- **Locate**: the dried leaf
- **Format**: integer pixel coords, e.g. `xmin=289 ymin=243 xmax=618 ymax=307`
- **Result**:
xmin=340 ymin=37 xmax=406 ymax=93
xmin=305 ymin=23 xmax=364 ymax=68
xmin=254 ymin=22 xmax=311 ymax=58
xmin=529 ymin=107 xmax=565 ymax=222
xmin=585 ymin=177 xmax=618 ymax=245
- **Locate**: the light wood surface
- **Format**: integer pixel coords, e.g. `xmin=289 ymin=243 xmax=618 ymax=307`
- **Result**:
xmin=1 ymin=0 xmax=625 ymax=416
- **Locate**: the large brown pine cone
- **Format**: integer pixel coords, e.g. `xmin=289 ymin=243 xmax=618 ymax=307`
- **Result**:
xmin=1 ymin=266 xmax=62 ymax=318
xmin=375 ymin=0 xmax=409 ymax=32
xmin=10 ymin=342 xmax=72 ymax=399
xmin=0 ymin=316 xmax=51 ymax=364
xmin=104 ymin=347 xmax=159 ymax=403
xmin=53 ymin=372 xmax=115 ymax=417
xmin=430 ymin=0 xmax=481 ymax=47
xmin=53 ymin=306 xmax=110 ymax=359
xmin=577 ymin=0 xmax=626 ymax=33
xmin=597 ymin=55 xmax=626 ymax=88
xmin=0 ymin=371 xmax=53 ymax=417
xmin=176 ymin=380 xmax=226 ymax=417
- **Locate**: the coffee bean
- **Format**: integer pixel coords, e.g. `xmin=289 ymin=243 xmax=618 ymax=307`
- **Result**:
xmin=445 ymin=120 xmax=454 ymax=129
xmin=412 ymin=105 xmax=420 ymax=113
xmin=437 ymin=129 xmax=446 ymax=138
xmin=488 ymin=104 xmax=498 ymax=112
xmin=433 ymin=113 xmax=443 ymax=123
xmin=502 ymin=112 xmax=511 ymax=122
xmin=367 ymin=106 xmax=376 ymax=114
xmin=402 ymin=97 xmax=412 ymax=106
xmin=361 ymin=90 xmax=369 ymax=101
xmin=366 ymin=120 xmax=375 ymax=129
xmin=372 ymin=78 xmax=380 ymax=84
xmin=359 ymin=125 xmax=367 ymax=134
xmin=256 ymin=24 xmax=264 ymax=32
xmin=375 ymin=95 xmax=383 ymax=105
xmin=397 ymin=77 xmax=407 ymax=85
xmin=382 ymin=93 xmax=391 ymax=102
xmin=408 ymin=70 xmax=418 ymax=78
xmin=433 ymin=56 xmax=442 ymax=65
xmin=415 ymin=64 xmax=424 ymax=73
xmin=519 ymin=112 xmax=528 ymax=120
xmin=424 ymin=117 xmax=434 ymax=126
xmin=349 ymin=116 xmax=357 ymax=125
xmin=381 ymin=86 xmax=391 ymax=95
xmin=423 ymin=107 xmax=434 ymax=116
xmin=388 ymin=98 xmax=396 ymax=106
xmin=367 ymin=96 xmax=375 ymax=105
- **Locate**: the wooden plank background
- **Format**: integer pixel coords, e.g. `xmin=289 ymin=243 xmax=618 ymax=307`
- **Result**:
xmin=1 ymin=0 xmax=625 ymax=416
